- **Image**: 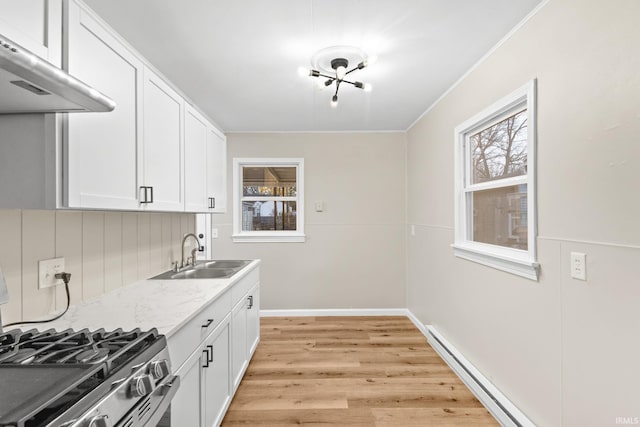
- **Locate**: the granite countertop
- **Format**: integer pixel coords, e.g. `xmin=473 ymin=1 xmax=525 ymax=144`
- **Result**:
xmin=31 ymin=260 xmax=260 ymax=337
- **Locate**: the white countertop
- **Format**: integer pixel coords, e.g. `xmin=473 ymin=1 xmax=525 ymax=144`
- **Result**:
xmin=30 ymin=260 xmax=260 ymax=338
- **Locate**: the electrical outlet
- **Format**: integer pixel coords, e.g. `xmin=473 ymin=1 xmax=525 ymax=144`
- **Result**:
xmin=211 ymin=228 xmax=219 ymax=239
xmin=570 ymin=252 xmax=586 ymax=281
xmin=38 ymin=257 xmax=65 ymax=289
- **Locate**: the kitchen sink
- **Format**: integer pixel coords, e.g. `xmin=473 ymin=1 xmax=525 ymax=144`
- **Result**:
xmin=195 ymin=260 xmax=251 ymax=269
xmin=150 ymin=260 xmax=252 ymax=280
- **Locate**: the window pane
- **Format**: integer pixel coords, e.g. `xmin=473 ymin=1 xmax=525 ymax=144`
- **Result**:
xmin=242 ymin=166 xmax=297 ymax=197
xmin=242 ymin=201 xmax=297 ymax=231
xmin=472 ymin=184 xmax=527 ymax=250
xmin=471 ymin=109 xmax=527 ymax=184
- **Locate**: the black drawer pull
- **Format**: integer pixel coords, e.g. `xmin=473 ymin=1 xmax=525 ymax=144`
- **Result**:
xmin=201 ymin=318 xmax=214 ymax=328
xmin=202 ymin=347 xmax=211 ymax=368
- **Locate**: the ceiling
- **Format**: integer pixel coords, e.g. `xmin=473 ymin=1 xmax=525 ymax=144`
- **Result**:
xmin=83 ymin=0 xmax=543 ymax=132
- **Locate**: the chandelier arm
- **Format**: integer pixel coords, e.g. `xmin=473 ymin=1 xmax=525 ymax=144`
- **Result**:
xmin=344 ymin=67 xmax=360 ymax=76
xmin=313 ymin=71 xmax=336 ymax=80
xmin=341 ymin=79 xmax=361 ymax=86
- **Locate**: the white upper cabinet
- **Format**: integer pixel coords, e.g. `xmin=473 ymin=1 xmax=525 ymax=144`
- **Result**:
xmin=141 ymin=66 xmax=184 ymax=211
xmin=0 ymin=0 xmax=227 ymax=213
xmin=185 ymin=105 xmax=228 ymax=213
xmin=206 ymin=127 xmax=227 ymax=213
xmin=0 ymin=0 xmax=62 ymax=65
xmin=64 ymin=0 xmax=143 ymax=210
xmin=184 ymin=105 xmax=209 ymax=212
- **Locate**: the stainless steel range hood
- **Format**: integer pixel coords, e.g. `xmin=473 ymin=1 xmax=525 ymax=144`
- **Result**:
xmin=0 ymin=34 xmax=116 ymax=114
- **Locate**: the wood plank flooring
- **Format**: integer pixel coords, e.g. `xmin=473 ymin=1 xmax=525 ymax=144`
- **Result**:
xmin=221 ymin=316 xmax=498 ymax=427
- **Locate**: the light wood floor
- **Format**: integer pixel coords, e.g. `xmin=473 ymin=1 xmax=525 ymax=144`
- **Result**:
xmin=221 ymin=316 xmax=498 ymax=426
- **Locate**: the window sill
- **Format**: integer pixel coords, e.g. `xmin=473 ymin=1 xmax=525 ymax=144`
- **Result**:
xmin=232 ymin=233 xmax=306 ymax=243
xmin=452 ymin=244 xmax=539 ymax=281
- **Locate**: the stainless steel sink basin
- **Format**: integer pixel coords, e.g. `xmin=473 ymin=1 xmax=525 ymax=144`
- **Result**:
xmin=196 ymin=260 xmax=251 ymax=269
xmin=149 ymin=260 xmax=252 ymax=280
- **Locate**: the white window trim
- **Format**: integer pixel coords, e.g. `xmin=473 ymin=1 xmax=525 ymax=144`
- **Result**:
xmin=232 ymin=157 xmax=305 ymax=243
xmin=453 ymin=79 xmax=539 ymax=281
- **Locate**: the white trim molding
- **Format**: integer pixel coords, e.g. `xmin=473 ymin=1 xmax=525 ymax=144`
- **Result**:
xmin=260 ymin=308 xmax=409 ymax=317
xmin=453 ymin=79 xmax=539 ymax=281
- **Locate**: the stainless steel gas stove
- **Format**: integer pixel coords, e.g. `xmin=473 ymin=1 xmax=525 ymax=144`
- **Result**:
xmin=0 ymin=328 xmax=179 ymax=427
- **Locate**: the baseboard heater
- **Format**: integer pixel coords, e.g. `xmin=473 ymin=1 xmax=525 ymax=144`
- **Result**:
xmin=425 ymin=325 xmax=536 ymax=427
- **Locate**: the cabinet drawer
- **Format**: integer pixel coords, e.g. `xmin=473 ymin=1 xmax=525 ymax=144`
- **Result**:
xmin=168 ymin=290 xmax=231 ymax=370
xmin=231 ymin=268 xmax=259 ymax=306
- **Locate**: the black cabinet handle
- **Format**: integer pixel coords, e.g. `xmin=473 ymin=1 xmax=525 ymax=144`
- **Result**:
xmin=247 ymin=295 xmax=254 ymax=309
xmin=201 ymin=318 xmax=214 ymax=328
xmin=202 ymin=347 xmax=210 ymax=368
xmin=208 ymin=197 xmax=215 ymax=209
xmin=207 ymin=345 xmax=213 ymax=363
xmin=140 ymin=186 xmax=154 ymax=204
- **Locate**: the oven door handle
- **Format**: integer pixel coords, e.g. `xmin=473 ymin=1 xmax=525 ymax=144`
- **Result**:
xmin=141 ymin=375 xmax=181 ymax=427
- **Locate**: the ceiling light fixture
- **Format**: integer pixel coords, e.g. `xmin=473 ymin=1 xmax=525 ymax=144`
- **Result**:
xmin=301 ymin=46 xmax=373 ymax=107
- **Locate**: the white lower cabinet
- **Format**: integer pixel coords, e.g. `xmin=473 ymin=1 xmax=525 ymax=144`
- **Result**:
xmin=203 ymin=321 xmax=231 ymax=427
xmin=170 ymin=348 xmax=202 ymax=426
xmin=246 ymin=285 xmax=260 ymax=355
xmin=168 ymin=265 xmax=260 ymax=427
xmin=231 ymin=283 xmax=260 ymax=391
xmin=231 ymin=298 xmax=248 ymax=391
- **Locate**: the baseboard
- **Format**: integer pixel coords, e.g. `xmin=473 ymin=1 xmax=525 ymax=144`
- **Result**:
xmin=425 ymin=325 xmax=536 ymax=427
xmin=260 ymin=308 xmax=409 ymax=317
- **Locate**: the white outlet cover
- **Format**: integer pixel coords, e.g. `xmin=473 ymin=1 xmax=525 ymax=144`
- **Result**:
xmin=570 ymin=252 xmax=586 ymax=281
xmin=38 ymin=257 xmax=65 ymax=289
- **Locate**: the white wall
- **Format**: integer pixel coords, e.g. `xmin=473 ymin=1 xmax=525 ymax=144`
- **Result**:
xmin=0 ymin=209 xmax=194 ymax=325
xmin=406 ymin=0 xmax=640 ymax=426
xmin=210 ymin=132 xmax=407 ymax=311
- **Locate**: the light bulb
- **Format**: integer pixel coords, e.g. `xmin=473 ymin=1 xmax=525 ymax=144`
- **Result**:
xmin=331 ymin=95 xmax=338 ymax=108
xmin=363 ymin=83 xmax=373 ymax=92
xmin=336 ymin=66 xmax=346 ymax=81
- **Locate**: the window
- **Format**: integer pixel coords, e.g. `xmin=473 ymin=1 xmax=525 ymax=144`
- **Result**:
xmin=232 ymin=158 xmax=305 ymax=243
xmin=453 ymin=80 xmax=538 ymax=280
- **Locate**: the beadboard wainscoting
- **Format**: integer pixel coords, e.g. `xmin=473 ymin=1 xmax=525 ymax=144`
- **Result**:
xmin=0 ymin=209 xmax=195 ymax=325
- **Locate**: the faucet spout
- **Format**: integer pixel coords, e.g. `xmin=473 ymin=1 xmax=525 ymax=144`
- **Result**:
xmin=181 ymin=233 xmax=202 ymax=268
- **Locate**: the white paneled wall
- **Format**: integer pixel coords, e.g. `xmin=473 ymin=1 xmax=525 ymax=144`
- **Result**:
xmin=0 ymin=209 xmax=195 ymax=325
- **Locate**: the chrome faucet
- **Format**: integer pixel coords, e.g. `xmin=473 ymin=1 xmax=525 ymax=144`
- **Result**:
xmin=181 ymin=233 xmax=202 ymax=268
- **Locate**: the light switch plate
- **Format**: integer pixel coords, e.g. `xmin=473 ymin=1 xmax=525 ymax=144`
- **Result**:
xmin=38 ymin=257 xmax=65 ymax=289
xmin=570 ymin=252 xmax=586 ymax=281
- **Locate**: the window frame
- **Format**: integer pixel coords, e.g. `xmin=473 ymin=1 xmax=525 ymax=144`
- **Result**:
xmin=232 ymin=157 xmax=305 ymax=243
xmin=453 ymin=80 xmax=539 ymax=280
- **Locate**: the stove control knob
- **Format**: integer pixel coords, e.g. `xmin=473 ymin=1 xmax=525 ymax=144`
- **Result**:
xmin=88 ymin=415 xmax=112 ymax=427
xmin=149 ymin=359 xmax=171 ymax=380
xmin=129 ymin=374 xmax=153 ymax=398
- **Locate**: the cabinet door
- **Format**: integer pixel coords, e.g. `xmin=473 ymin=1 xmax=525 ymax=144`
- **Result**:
xmin=170 ymin=350 xmax=202 ymax=426
xmin=202 ymin=321 xmax=231 ymax=427
xmin=184 ymin=105 xmax=208 ymax=212
xmin=0 ymin=0 xmax=61 ymax=65
xmin=142 ymin=67 xmax=184 ymax=211
xmin=206 ymin=128 xmax=227 ymax=213
xmin=231 ymin=299 xmax=248 ymax=391
xmin=246 ymin=285 xmax=260 ymax=357
xmin=65 ymin=0 xmax=143 ymax=210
